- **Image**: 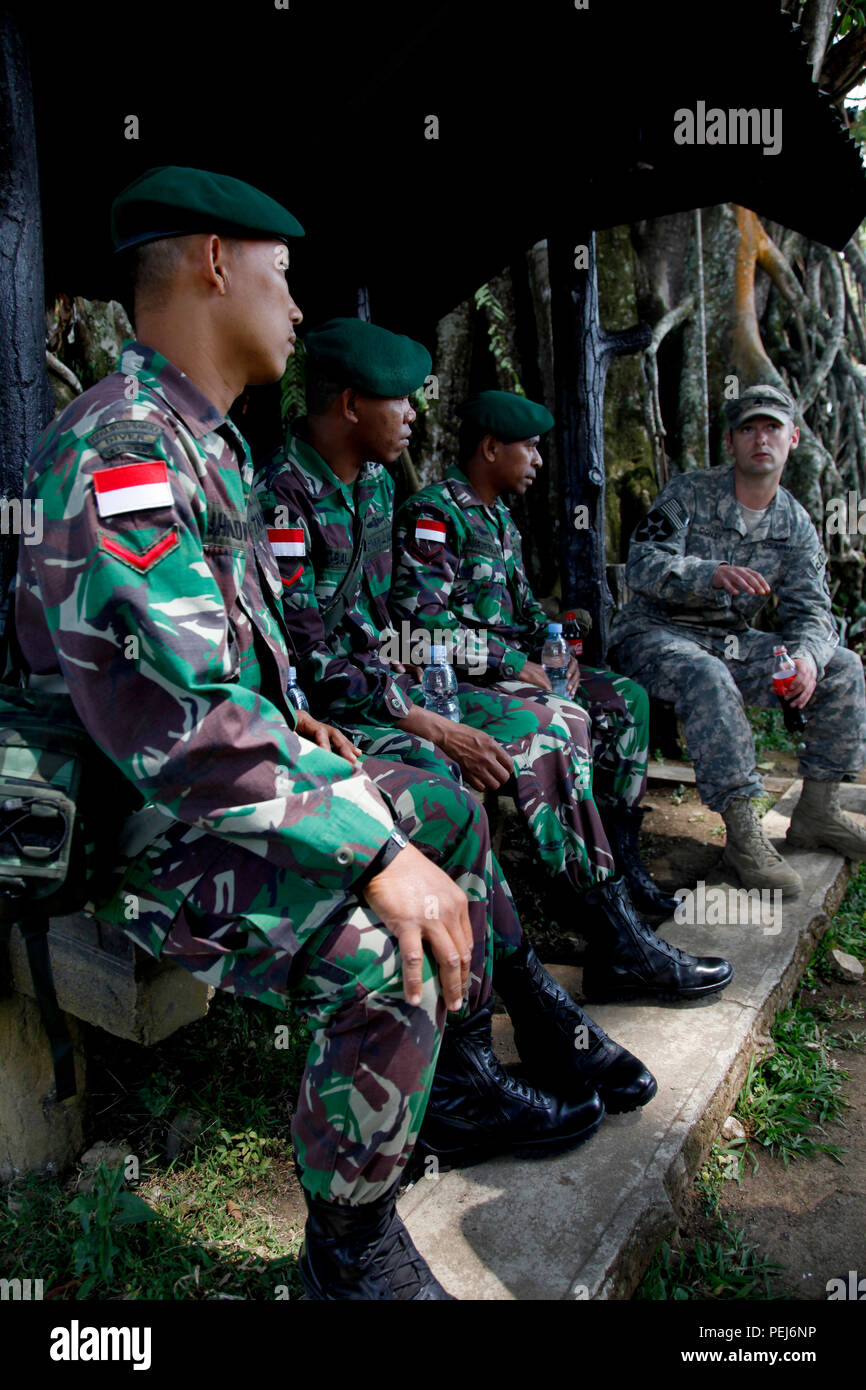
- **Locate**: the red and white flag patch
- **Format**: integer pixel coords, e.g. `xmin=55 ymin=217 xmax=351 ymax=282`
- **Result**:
xmin=415 ymin=518 xmax=446 ymax=544
xmin=93 ymin=461 xmax=173 ymax=519
xmin=267 ymin=527 xmax=305 ymax=558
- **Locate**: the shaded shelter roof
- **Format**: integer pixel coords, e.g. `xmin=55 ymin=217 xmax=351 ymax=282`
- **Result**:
xmin=25 ymin=0 xmax=866 ymax=342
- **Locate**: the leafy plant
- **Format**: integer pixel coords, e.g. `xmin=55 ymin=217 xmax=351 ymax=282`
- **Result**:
xmin=474 ymin=283 xmax=525 ymax=395
xmin=66 ymin=1164 xmax=157 ymax=1296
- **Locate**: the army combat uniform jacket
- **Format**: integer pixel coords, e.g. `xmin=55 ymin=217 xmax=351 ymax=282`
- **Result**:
xmin=391 ymin=465 xmax=550 ymax=681
xmin=609 ymin=464 xmax=839 ymax=675
xmin=16 ymin=344 xmax=398 ymax=963
xmin=255 ymin=432 xmax=416 ymax=729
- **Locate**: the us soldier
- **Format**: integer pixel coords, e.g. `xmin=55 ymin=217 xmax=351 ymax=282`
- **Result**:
xmin=16 ymin=167 xmax=639 ymax=1303
xmin=257 ymin=324 xmax=731 ymax=1010
xmin=608 ymin=383 xmax=866 ymax=896
xmin=392 ymin=388 xmax=677 ymax=917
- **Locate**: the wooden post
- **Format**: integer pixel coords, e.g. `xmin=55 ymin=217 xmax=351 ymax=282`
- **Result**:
xmin=549 ymin=233 xmax=651 ymax=662
xmin=0 ymin=7 xmax=52 ymax=605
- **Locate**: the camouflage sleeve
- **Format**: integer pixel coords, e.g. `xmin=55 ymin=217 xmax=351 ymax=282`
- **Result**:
xmin=19 ymin=416 xmax=396 ymax=889
xmin=391 ymin=497 xmax=527 ymax=677
xmin=625 ymin=478 xmax=726 ymax=608
xmin=255 ymin=478 xmax=413 ymax=725
xmin=776 ymin=508 xmax=840 ymax=679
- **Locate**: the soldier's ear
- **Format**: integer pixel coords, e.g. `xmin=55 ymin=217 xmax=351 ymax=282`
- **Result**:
xmin=341 ymin=388 xmax=361 ymax=424
xmin=789 ymin=425 xmax=800 ymax=451
xmin=724 ymin=432 xmax=734 ymax=456
xmin=481 ymin=433 xmax=498 ymax=464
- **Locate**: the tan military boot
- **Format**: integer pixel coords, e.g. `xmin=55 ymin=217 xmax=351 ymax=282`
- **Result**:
xmin=721 ymin=797 xmax=803 ymax=897
xmin=787 ymin=780 xmax=866 ymax=858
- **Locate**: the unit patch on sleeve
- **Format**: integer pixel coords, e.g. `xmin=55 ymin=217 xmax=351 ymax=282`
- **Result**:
xmin=632 ymin=495 xmax=689 ymax=544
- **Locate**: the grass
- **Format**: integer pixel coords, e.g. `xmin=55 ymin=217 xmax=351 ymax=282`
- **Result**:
xmin=637 ymin=862 xmax=866 ymax=1300
xmin=746 ymin=706 xmax=797 ymax=757
xmin=1 ymin=991 xmax=311 ymax=1299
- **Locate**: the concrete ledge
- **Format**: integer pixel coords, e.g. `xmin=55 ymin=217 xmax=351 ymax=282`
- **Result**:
xmin=400 ymin=781 xmax=860 ymax=1300
xmin=7 ymin=913 xmax=213 ymax=1045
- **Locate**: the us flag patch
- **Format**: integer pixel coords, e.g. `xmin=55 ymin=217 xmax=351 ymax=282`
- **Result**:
xmin=415 ymin=518 xmax=446 ymax=544
xmin=93 ymin=461 xmax=172 ymax=518
xmin=267 ymin=527 xmax=305 ymax=558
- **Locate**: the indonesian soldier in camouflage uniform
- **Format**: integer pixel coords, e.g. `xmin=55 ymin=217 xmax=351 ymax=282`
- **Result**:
xmin=15 ymin=167 xmax=644 ymax=1303
xmin=257 ymin=324 xmax=731 ymax=1014
xmin=608 ymin=383 xmax=866 ymax=897
xmin=392 ymin=388 xmax=677 ymax=917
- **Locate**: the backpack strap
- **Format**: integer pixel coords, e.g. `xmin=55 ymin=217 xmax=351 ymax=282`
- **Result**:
xmin=320 ymin=519 xmax=367 ymax=639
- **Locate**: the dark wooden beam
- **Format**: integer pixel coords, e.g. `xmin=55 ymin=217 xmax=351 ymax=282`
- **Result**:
xmin=0 ymin=7 xmax=52 ymax=605
xmin=549 ymin=232 xmax=651 ymax=661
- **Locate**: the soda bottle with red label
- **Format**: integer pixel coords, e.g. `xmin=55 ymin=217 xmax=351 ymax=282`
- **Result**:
xmin=772 ymin=645 xmax=807 ymax=734
xmin=563 ymin=611 xmax=583 ymax=659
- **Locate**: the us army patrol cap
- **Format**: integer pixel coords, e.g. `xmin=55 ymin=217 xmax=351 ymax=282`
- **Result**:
xmin=303 ymin=318 xmax=432 ymax=398
xmin=725 ymin=384 xmax=796 ymax=431
xmin=457 ymin=390 xmax=555 ymax=442
xmin=111 ymin=166 xmax=305 ymax=251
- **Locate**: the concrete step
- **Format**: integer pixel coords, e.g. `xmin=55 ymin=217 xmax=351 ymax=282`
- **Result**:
xmin=399 ymin=780 xmax=862 ymax=1300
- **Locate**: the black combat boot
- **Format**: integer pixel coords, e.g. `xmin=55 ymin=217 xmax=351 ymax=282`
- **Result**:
xmin=495 ymin=938 xmax=657 ymax=1113
xmin=601 ymin=801 xmax=681 ymax=916
xmin=416 ymin=1001 xmax=604 ymax=1168
xmin=298 ymin=1188 xmax=456 ymax=1300
xmin=582 ymin=876 xmax=733 ymax=1002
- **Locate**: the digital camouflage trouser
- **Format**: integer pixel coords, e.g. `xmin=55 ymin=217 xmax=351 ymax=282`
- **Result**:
xmin=608 ymin=628 xmax=866 ymax=812
xmin=104 ymin=755 xmax=503 ymax=1206
xmin=352 ymin=683 xmax=616 ymax=904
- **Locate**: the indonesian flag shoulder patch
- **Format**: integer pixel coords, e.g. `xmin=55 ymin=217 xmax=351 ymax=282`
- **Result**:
xmin=414 ymin=517 xmax=447 ymax=545
xmin=93 ymin=461 xmax=173 ymax=519
xmin=267 ymin=527 xmax=305 ymax=558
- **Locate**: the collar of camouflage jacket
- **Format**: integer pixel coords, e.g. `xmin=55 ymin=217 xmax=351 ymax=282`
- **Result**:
xmin=284 ymin=431 xmax=382 ymax=506
xmin=713 ymin=464 xmax=793 ymax=541
xmin=118 ymin=340 xmax=228 ymax=442
xmin=443 ymin=463 xmax=511 ymax=521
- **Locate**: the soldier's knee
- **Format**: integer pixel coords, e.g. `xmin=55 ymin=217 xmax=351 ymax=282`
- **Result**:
xmin=620 ymin=676 xmax=649 ymax=723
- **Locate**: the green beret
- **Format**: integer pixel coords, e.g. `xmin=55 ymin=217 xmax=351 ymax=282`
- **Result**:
xmin=457 ymin=390 xmax=555 ymax=442
xmin=303 ymin=318 xmax=432 ymax=398
xmin=111 ymin=166 xmax=305 ymax=251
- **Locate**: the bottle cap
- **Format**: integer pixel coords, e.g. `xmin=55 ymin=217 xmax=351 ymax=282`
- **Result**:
xmin=431 ymin=645 xmax=447 ymax=662
xmin=564 ymin=611 xmax=577 ymax=621
xmin=548 ymin=623 xmax=563 ymax=635
xmin=772 ymin=646 xmax=787 ymax=655
xmin=288 ymin=666 xmax=297 ymax=681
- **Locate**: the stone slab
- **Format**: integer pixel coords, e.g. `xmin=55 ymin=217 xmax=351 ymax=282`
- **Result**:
xmin=7 ymin=913 xmax=212 ymax=1045
xmin=400 ymin=784 xmax=865 ymax=1299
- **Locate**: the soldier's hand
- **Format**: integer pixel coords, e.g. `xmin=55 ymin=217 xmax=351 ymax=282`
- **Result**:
xmin=361 ymin=842 xmax=472 ymax=1010
xmin=294 ymin=710 xmax=361 ymax=764
xmin=565 ymin=657 xmax=581 ymax=698
xmin=712 ymin=564 xmax=772 ymax=597
xmin=785 ymin=657 xmax=818 ymax=709
xmin=518 ymin=661 xmax=553 ymax=692
xmin=435 ymin=720 xmax=514 ymax=792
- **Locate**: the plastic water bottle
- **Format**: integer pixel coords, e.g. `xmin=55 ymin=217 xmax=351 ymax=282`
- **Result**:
xmin=771 ymin=645 xmax=806 ymax=734
xmin=285 ymin=666 xmax=310 ymax=713
xmin=422 ymin=645 xmax=460 ymax=722
xmin=542 ymin=623 xmax=570 ymax=697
